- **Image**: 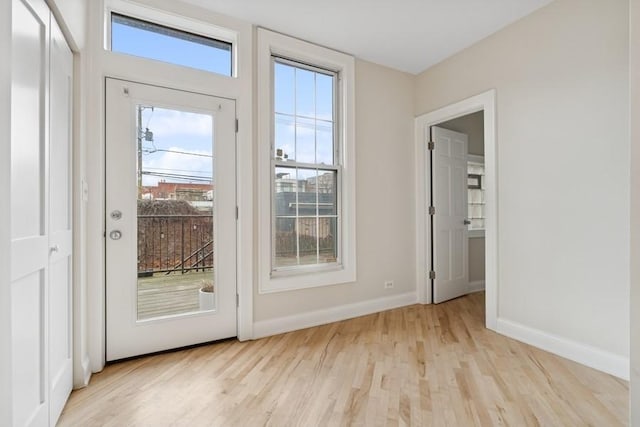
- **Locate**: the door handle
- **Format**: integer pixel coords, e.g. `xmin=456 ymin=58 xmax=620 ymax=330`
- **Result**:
xmin=109 ymin=230 xmax=123 ymax=240
xmin=50 ymin=245 xmax=60 ymax=254
xmin=463 ymin=219 xmax=471 ymax=225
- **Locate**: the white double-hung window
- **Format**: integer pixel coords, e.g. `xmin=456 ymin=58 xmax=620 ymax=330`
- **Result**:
xmin=258 ymin=29 xmax=356 ymax=293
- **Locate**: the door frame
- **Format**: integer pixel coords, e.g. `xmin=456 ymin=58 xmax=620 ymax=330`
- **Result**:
xmin=414 ymin=89 xmax=497 ymax=330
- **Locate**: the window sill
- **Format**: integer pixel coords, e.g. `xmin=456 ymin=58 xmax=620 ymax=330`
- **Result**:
xmin=271 ymin=262 xmax=342 ymax=278
xmin=260 ymin=263 xmax=356 ymax=294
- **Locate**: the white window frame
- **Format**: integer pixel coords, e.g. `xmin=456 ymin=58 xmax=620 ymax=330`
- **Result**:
xmin=105 ymin=0 xmax=239 ymax=77
xmin=467 ymin=154 xmax=485 ymax=238
xmin=257 ymin=28 xmax=356 ymax=293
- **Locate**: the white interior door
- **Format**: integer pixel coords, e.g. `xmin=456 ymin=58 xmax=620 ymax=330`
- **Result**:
xmin=105 ymin=78 xmax=237 ymax=361
xmin=432 ymin=126 xmax=469 ymax=303
xmin=48 ymin=16 xmax=73 ymax=426
xmin=11 ymin=0 xmax=50 ymax=425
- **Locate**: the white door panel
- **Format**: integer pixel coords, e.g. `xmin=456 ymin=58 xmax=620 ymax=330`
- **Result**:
xmin=12 ymin=272 xmax=48 ymax=427
xmin=106 ymin=79 xmax=237 ymax=361
xmin=11 ymin=1 xmax=73 ymax=425
xmin=11 ymin=0 xmax=50 ymax=425
xmin=48 ymin=16 xmax=73 ymax=425
xmin=432 ymin=126 xmax=469 ymax=303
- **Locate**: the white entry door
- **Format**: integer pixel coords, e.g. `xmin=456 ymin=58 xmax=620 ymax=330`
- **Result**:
xmin=432 ymin=126 xmax=469 ymax=303
xmin=105 ymin=79 xmax=237 ymax=361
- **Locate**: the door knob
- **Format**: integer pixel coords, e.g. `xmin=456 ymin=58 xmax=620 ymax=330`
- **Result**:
xmin=50 ymin=245 xmax=59 ymax=254
xmin=110 ymin=210 xmax=122 ymax=220
xmin=463 ymin=219 xmax=471 ymax=225
xmin=109 ymin=230 xmax=122 ymax=240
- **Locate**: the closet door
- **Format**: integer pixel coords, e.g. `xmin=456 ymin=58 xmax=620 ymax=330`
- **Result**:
xmin=10 ymin=0 xmax=51 ymax=425
xmin=11 ymin=1 xmax=73 ymax=425
xmin=48 ymin=16 xmax=73 ymax=426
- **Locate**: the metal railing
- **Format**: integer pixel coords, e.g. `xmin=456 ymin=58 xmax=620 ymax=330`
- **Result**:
xmin=137 ymin=214 xmax=213 ymax=276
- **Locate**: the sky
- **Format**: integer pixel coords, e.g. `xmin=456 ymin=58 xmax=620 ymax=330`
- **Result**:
xmin=112 ymin=18 xmax=335 ymax=190
xmin=139 ymin=107 xmax=213 ymax=187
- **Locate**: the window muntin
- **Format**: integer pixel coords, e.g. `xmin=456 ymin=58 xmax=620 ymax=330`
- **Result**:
xmin=468 ymin=159 xmax=485 ymax=233
xmin=110 ymin=13 xmax=232 ymax=76
xmin=272 ymin=58 xmax=340 ymax=271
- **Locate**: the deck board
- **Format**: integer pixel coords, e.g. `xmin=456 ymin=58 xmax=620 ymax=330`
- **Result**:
xmin=137 ymin=271 xmax=213 ymax=319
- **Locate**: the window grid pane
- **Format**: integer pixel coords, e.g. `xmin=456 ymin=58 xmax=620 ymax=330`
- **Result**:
xmin=272 ymin=58 xmax=339 ymax=271
xmin=273 ymin=59 xmax=336 ymax=166
xmin=467 ymin=161 xmax=485 ymax=231
xmin=273 ymin=164 xmax=338 ymax=268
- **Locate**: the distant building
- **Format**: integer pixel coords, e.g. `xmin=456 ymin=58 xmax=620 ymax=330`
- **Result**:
xmin=142 ymin=181 xmax=213 ymax=201
xmin=274 ymin=172 xmax=337 ymax=241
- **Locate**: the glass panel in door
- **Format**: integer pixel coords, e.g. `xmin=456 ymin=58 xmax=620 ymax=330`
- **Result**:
xmin=135 ymin=106 xmax=216 ymax=320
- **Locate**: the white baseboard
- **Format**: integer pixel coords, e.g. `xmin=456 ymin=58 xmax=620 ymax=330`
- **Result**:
xmin=253 ymin=292 xmax=417 ymax=339
xmin=468 ymin=280 xmax=485 ymax=293
xmin=73 ymin=354 xmax=92 ymax=389
xmin=497 ymin=318 xmax=629 ymax=380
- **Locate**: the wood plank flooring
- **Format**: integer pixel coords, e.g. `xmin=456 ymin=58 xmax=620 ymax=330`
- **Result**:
xmin=58 ymin=292 xmax=628 ymax=426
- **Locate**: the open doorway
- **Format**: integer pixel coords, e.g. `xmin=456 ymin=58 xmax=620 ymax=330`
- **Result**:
xmin=414 ymin=89 xmax=497 ymax=330
xmin=435 ymin=111 xmax=486 ymax=299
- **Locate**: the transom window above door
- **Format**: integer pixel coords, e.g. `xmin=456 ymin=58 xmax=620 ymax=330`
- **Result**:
xmin=108 ymin=7 xmax=235 ymax=77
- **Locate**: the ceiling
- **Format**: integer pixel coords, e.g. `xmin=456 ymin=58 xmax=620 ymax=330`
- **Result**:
xmin=181 ymin=0 xmax=554 ymax=74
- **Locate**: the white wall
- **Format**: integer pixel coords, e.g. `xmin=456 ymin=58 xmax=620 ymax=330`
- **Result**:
xmin=254 ymin=59 xmax=416 ymax=322
xmin=630 ymin=0 xmax=639 ymax=422
xmin=43 ymin=0 xmax=92 ymax=388
xmin=468 ymin=237 xmax=485 ymax=283
xmin=46 ymin=0 xmax=87 ymax=49
xmin=438 ymin=111 xmax=484 ymax=155
xmin=0 ymin=1 xmax=13 ymax=423
xmin=72 ymin=52 xmax=91 ymax=387
xmin=416 ymin=0 xmax=630 ymax=376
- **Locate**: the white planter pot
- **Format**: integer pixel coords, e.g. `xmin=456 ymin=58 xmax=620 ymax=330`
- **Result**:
xmin=198 ymin=289 xmax=215 ymax=311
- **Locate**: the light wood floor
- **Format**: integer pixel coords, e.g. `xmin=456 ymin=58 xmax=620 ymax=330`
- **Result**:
xmin=58 ymin=292 xmax=628 ymax=426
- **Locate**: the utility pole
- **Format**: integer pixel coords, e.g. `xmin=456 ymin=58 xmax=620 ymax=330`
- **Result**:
xmin=137 ymin=105 xmax=143 ymax=199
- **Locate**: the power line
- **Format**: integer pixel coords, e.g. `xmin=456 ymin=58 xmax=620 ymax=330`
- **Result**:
xmin=142 ymin=148 xmax=213 ymax=158
xmin=142 ymin=171 xmax=212 ymax=183
xmin=144 ymin=166 xmax=211 ymax=175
